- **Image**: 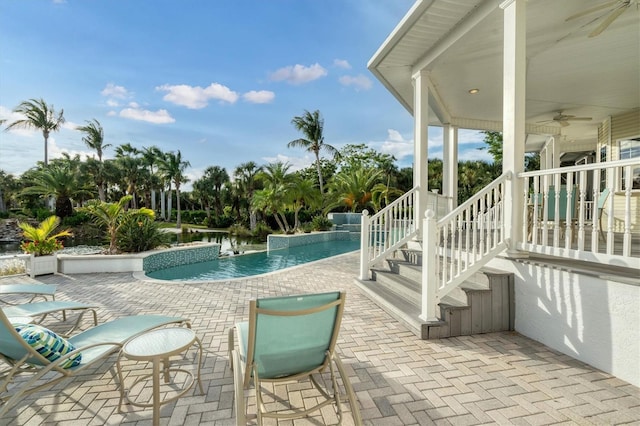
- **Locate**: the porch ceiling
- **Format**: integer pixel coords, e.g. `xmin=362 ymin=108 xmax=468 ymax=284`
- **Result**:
xmin=368 ymin=0 xmax=640 ymax=150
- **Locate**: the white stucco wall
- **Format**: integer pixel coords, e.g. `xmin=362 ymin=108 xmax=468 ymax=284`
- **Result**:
xmin=489 ymin=257 xmax=640 ymax=387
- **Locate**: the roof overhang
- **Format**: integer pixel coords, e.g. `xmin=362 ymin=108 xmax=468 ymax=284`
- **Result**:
xmin=368 ymin=0 xmax=640 ymax=149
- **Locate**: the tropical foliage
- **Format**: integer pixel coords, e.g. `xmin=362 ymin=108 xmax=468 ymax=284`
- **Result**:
xmin=2 ymin=98 xmax=538 ymax=251
xmin=19 ymin=215 xmax=72 ymax=256
xmin=82 ymin=195 xmax=155 ymax=254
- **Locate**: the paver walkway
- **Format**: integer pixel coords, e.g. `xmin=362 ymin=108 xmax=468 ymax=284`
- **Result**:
xmin=1 ymin=252 xmax=639 ymax=425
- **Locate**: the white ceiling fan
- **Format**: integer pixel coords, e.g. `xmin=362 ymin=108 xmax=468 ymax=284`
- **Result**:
xmin=565 ymin=0 xmax=638 ymax=38
xmin=538 ymin=111 xmax=593 ymax=127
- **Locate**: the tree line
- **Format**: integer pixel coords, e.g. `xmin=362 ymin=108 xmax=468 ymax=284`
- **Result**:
xmin=0 ymin=98 xmax=531 ymax=235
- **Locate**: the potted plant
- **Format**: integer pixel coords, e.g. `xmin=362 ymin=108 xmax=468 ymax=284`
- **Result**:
xmin=19 ymin=215 xmax=72 ymax=277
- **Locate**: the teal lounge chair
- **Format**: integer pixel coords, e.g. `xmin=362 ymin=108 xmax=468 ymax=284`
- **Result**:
xmin=228 ymin=291 xmax=362 ymax=425
xmin=0 ymin=284 xmax=58 ymax=305
xmin=0 ymin=308 xmax=189 ymax=417
xmin=2 ymin=301 xmax=98 ymax=336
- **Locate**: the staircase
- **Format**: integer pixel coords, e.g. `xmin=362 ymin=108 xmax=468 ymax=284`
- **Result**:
xmin=355 ymin=241 xmax=515 ymax=340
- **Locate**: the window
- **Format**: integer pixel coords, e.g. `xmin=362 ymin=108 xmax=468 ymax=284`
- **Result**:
xmin=619 ymin=137 xmax=640 ymax=189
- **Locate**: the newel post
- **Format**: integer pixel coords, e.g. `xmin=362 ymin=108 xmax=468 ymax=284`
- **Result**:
xmin=420 ymin=209 xmax=439 ymax=321
xmin=359 ymin=210 xmax=370 ymax=280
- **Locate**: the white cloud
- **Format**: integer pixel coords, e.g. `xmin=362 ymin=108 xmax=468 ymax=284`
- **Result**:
xmin=101 ymin=83 xmax=130 ymax=99
xmin=156 ymin=83 xmax=239 ymax=109
xmin=106 ymin=99 xmax=119 ymax=107
xmin=262 ymin=154 xmax=314 ymax=172
xmin=243 ymin=90 xmax=275 ymax=104
xmin=0 ymin=106 xmax=36 ymax=136
xmin=333 ymin=59 xmax=351 ymax=69
xmin=107 ymin=110 xmax=117 ymax=117
xmin=63 ymin=121 xmax=80 ymax=131
xmin=269 ymin=63 xmax=327 ymax=85
xmin=379 ymin=129 xmax=413 ymax=160
xmin=119 ymin=107 xmax=175 ymax=124
xmin=458 ymin=129 xmax=485 ymax=145
xmin=339 ymin=74 xmax=373 ymax=91
xmin=459 ymin=147 xmax=493 ymax=162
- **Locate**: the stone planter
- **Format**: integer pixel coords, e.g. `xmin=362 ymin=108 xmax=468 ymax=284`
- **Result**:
xmin=26 ymin=254 xmax=57 ymax=278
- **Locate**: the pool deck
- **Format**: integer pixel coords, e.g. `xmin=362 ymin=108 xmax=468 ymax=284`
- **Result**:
xmin=1 ymin=251 xmax=639 ymax=425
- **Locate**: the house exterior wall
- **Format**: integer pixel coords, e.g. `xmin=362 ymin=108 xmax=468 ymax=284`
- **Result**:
xmin=599 ymin=109 xmax=640 ymax=161
xmin=488 ymin=257 xmax=640 ymax=388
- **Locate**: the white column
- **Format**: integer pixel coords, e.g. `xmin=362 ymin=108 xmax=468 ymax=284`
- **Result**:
xmin=501 ymin=0 xmax=527 ymax=256
xmin=443 ymin=124 xmax=458 ymax=211
xmin=413 ymin=70 xmax=430 ymax=230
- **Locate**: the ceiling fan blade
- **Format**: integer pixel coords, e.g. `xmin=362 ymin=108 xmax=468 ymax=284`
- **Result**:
xmin=589 ymin=5 xmax=628 ymax=37
xmin=559 ymin=121 xmax=570 ymax=127
xmin=565 ymin=0 xmax=619 ymax=21
xmin=566 ymin=117 xmax=593 ymax=121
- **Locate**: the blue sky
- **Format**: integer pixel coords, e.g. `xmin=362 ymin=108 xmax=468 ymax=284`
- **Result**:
xmin=0 ymin=0 xmax=490 ymax=189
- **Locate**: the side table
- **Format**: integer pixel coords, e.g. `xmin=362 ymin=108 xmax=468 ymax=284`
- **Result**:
xmin=117 ymin=327 xmax=204 ymax=425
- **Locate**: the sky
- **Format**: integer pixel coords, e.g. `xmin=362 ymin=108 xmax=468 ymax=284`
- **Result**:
xmin=0 ymin=0 xmax=491 ymax=189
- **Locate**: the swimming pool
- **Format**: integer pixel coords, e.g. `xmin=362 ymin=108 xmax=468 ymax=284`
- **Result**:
xmin=146 ymin=239 xmax=360 ymax=281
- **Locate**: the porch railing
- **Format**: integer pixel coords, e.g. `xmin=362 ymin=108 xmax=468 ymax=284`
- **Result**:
xmin=421 ymin=173 xmax=509 ymax=321
xmin=359 ymin=189 xmax=450 ymax=279
xmin=519 ymin=158 xmax=639 ymax=265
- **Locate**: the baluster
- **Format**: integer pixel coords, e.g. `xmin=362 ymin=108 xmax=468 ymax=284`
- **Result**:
xmin=523 ymin=176 xmax=530 ymax=244
xmin=623 ymin=165 xmax=632 ymax=256
xmin=564 ymin=172 xmax=574 ymax=249
xmin=542 ymin=175 xmax=550 ymax=246
xmin=590 ymin=170 xmax=601 ymax=253
xmin=577 ymin=170 xmax=586 ymax=251
xmin=456 ymin=213 xmax=463 ymax=276
xmin=464 ymin=207 xmax=471 ymax=268
xmin=553 ymin=173 xmax=561 ymax=247
xmin=606 ymin=167 xmax=615 ymax=255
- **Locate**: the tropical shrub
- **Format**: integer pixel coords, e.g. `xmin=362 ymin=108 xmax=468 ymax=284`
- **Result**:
xmin=311 ymin=215 xmax=333 ymax=231
xmin=116 ymin=216 xmax=171 ymax=253
xmin=18 ymin=215 xmax=72 ymax=256
xmin=252 ymin=222 xmax=272 ymax=241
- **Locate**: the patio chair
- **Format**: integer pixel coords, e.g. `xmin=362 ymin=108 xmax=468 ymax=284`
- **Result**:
xmin=0 ymin=308 xmax=189 ymax=417
xmin=227 ymin=291 xmax=362 ymax=425
xmin=0 ymin=284 xmax=58 ymax=305
xmin=2 ymin=300 xmax=99 ymax=336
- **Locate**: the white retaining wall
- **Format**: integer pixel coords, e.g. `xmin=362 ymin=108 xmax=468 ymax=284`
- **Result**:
xmin=489 ymin=257 xmax=640 ymax=387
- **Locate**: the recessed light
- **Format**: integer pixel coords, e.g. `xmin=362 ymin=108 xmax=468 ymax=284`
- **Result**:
xmin=468 ymin=88 xmax=480 ymax=94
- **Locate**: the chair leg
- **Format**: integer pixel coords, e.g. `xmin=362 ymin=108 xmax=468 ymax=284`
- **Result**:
xmin=232 ymin=350 xmax=246 ymax=426
xmin=333 ymin=354 xmax=363 ymax=426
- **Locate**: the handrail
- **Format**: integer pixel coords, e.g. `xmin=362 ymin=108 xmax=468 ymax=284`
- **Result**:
xmin=421 ymin=173 xmax=510 ymax=321
xmin=359 ymin=188 xmax=417 ymax=279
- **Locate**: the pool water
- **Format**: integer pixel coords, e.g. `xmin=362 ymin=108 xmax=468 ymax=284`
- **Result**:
xmin=146 ymin=239 xmax=361 ymax=281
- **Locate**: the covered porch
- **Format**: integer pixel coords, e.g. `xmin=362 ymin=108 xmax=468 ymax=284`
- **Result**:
xmin=362 ymin=0 xmax=639 ymax=387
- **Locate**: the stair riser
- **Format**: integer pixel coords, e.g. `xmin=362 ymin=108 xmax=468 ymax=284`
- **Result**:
xmin=372 ymin=272 xmax=420 ymax=302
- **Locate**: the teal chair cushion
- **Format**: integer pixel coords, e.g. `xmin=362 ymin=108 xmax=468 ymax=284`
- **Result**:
xmin=14 ymin=323 xmax=82 ymax=368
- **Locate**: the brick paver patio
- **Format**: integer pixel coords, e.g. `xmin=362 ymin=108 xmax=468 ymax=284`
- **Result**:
xmin=1 ymin=251 xmax=639 ymax=425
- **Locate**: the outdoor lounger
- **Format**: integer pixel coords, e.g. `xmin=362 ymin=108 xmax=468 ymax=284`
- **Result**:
xmin=0 ymin=308 xmax=189 ymax=417
xmin=1 ymin=284 xmax=98 ymax=335
xmin=0 ymin=284 xmax=58 ymax=305
xmin=228 ymin=291 xmax=362 ymax=425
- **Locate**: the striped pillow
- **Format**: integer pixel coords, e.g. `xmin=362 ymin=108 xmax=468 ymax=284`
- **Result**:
xmin=15 ymin=324 xmax=82 ymax=368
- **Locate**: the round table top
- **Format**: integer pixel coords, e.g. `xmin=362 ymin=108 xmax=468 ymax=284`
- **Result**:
xmin=123 ymin=327 xmax=196 ymax=359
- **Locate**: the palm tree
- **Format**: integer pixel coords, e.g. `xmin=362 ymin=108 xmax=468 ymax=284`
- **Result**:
xmin=159 ymin=150 xmax=190 ymax=228
xmin=288 ymin=110 xmax=337 ymax=194
xmin=5 ymin=98 xmax=65 ymax=166
xmin=22 ymin=159 xmax=93 ymax=218
xmin=233 ymin=162 xmax=262 ymax=229
xmin=77 ymin=119 xmax=111 ymax=161
xmin=288 ymin=177 xmax=321 ymax=230
xmin=326 ymin=167 xmax=383 ymax=213
xmin=77 ymin=119 xmax=111 ymax=201
xmin=141 ymin=146 xmax=164 ymax=212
